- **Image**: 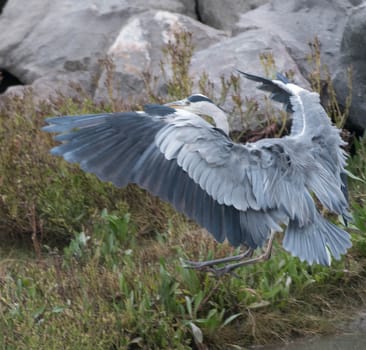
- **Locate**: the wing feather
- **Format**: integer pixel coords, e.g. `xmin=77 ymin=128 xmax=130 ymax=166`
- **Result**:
xmin=156 ymin=115 xmax=315 ymax=226
xmin=240 ymin=72 xmax=350 ymax=222
xmin=44 ymin=109 xmax=282 ymax=250
xmin=43 ymin=85 xmax=351 ymax=265
xmin=283 ymin=213 xmax=351 ymax=265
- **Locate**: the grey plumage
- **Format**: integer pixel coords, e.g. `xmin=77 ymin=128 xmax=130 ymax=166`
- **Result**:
xmin=43 ymin=99 xmax=244 ymax=246
xmin=43 ymin=77 xmax=351 ymax=268
xmin=187 ymin=94 xmax=215 ymax=104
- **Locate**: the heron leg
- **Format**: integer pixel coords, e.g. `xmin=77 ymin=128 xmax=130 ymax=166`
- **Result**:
xmin=208 ymin=231 xmax=276 ymax=277
xmin=184 ymin=231 xmax=276 ymax=277
xmin=183 ymin=247 xmax=254 ymax=270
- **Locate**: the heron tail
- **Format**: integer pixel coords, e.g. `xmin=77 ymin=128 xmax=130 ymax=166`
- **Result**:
xmin=283 ymin=213 xmax=351 ymax=266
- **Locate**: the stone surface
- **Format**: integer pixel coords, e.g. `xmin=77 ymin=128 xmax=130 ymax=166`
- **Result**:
xmin=234 ymin=0 xmax=357 ymax=74
xmin=0 ymin=0 xmax=365 ymax=132
xmin=0 ymin=0 xmax=197 ymax=100
xmin=333 ymin=3 xmax=366 ymax=133
xmin=94 ymin=10 xmax=227 ymax=102
xmin=196 ymin=0 xmax=268 ymax=31
xmin=231 ymin=0 xmax=364 ymax=131
xmin=190 ymin=28 xmax=309 ymax=130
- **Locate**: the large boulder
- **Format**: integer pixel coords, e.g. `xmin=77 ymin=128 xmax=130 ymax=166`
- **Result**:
xmin=0 ymin=0 xmax=365 ymax=133
xmin=231 ymin=0 xmax=364 ymax=131
xmin=333 ymin=3 xmax=366 ymax=133
xmin=196 ymin=0 xmax=268 ymax=31
xmin=94 ymin=10 xmax=227 ymax=102
xmin=0 ymin=0 xmax=198 ymax=100
xmin=234 ymin=0 xmax=358 ymax=74
xmin=190 ymin=28 xmax=309 ymax=130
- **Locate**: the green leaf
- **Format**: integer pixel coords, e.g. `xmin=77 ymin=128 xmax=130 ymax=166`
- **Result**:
xmin=189 ymin=322 xmax=203 ymax=344
xmin=221 ymin=313 xmax=241 ymax=328
xmin=52 ymin=306 xmax=66 ymax=314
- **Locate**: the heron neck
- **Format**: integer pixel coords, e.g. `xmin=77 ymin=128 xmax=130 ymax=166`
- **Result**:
xmin=291 ymin=91 xmax=332 ymax=139
xmin=211 ymin=108 xmax=230 ymax=135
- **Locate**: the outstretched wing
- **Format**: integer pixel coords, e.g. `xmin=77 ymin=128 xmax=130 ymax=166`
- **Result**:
xmin=44 ymin=112 xmax=164 ymax=187
xmin=43 ymin=108 xmax=282 ymax=249
xmin=239 ymin=71 xmax=333 ymax=137
xmin=240 ymin=71 xmax=350 ymax=219
xmin=151 ymin=96 xmax=350 ymax=265
xmin=43 ymin=91 xmax=351 ymax=264
xmin=237 ymin=71 xmax=293 ymax=112
xmin=155 ymin=111 xmax=316 ymax=227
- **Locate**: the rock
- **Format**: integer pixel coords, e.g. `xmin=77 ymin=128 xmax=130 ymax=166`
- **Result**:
xmin=0 ymin=69 xmax=23 ymax=93
xmin=0 ymin=0 xmax=364 ymax=134
xmin=93 ymin=10 xmax=227 ymax=103
xmin=0 ymin=0 xmax=7 ymax=15
xmin=190 ymin=28 xmax=309 ymax=131
xmin=341 ymin=6 xmax=366 ymax=60
xmin=232 ymin=0 xmax=365 ymax=132
xmin=0 ymin=0 xmax=198 ymax=101
xmin=196 ymin=0 xmax=268 ymax=31
xmin=333 ymin=3 xmax=366 ymax=133
xmin=234 ymin=0 xmax=358 ymax=75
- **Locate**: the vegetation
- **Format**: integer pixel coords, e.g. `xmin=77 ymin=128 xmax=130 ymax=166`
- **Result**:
xmin=0 ymin=32 xmax=365 ymax=349
xmin=307 ymin=36 xmax=353 ymax=129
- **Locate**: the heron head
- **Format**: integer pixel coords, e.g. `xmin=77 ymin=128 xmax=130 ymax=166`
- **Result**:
xmin=165 ymin=94 xmax=214 ymax=114
xmin=165 ymin=94 xmax=230 ymax=134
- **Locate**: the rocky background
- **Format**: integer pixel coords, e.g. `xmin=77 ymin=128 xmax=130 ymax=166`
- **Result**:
xmin=0 ymin=0 xmax=365 ymax=131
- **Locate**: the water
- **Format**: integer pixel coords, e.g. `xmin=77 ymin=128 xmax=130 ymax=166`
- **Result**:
xmin=255 ymin=312 xmax=366 ymax=350
xmin=257 ymin=333 xmax=366 ymax=350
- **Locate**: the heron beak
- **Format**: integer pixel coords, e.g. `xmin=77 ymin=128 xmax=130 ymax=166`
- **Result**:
xmin=164 ymin=99 xmax=188 ymax=109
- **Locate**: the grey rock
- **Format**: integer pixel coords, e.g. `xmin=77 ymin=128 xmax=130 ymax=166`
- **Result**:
xmin=234 ymin=0 xmax=357 ymax=74
xmin=0 ymin=0 xmax=197 ymax=100
xmin=0 ymin=0 xmax=364 ymax=133
xmin=232 ymin=0 xmax=365 ymax=132
xmin=196 ymin=0 xmax=268 ymax=31
xmin=93 ymin=10 xmax=227 ymax=102
xmin=333 ymin=3 xmax=366 ymax=132
xmin=0 ymin=0 xmax=7 ymax=15
xmin=341 ymin=5 xmax=366 ymax=59
xmin=190 ymin=28 xmax=309 ymax=130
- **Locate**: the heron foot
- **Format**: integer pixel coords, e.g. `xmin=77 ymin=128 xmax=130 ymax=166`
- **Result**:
xmin=183 ymin=231 xmax=276 ymax=277
xmin=183 ymin=247 xmax=254 ymax=270
xmin=182 ymin=261 xmax=241 ymax=278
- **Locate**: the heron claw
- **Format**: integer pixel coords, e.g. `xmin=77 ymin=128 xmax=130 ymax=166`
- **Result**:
xmin=183 ymin=260 xmax=240 ymax=277
xmin=207 ymin=265 xmax=242 ymax=278
xmin=182 ymin=247 xmax=254 ymax=271
xmin=182 ymin=259 xmax=226 ymax=275
xmin=182 ymin=232 xmax=276 ymax=277
xmin=182 ymin=259 xmax=207 ymax=270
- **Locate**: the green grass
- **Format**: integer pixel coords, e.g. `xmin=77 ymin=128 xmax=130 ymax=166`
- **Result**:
xmin=1 ymin=203 xmax=365 ymax=349
xmin=1 ymin=31 xmax=366 ymax=349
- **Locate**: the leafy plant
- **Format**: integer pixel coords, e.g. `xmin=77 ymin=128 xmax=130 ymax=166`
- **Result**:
xmin=161 ymin=31 xmax=195 ymax=100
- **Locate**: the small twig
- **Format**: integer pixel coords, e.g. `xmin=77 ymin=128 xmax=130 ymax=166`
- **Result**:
xmin=30 ymin=202 xmax=42 ymax=260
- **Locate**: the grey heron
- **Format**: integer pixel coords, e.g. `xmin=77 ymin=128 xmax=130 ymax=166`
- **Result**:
xmin=42 ymin=72 xmax=351 ymax=275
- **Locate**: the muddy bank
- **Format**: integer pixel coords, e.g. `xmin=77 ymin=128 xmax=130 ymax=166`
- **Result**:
xmin=254 ymin=312 xmax=366 ymax=350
